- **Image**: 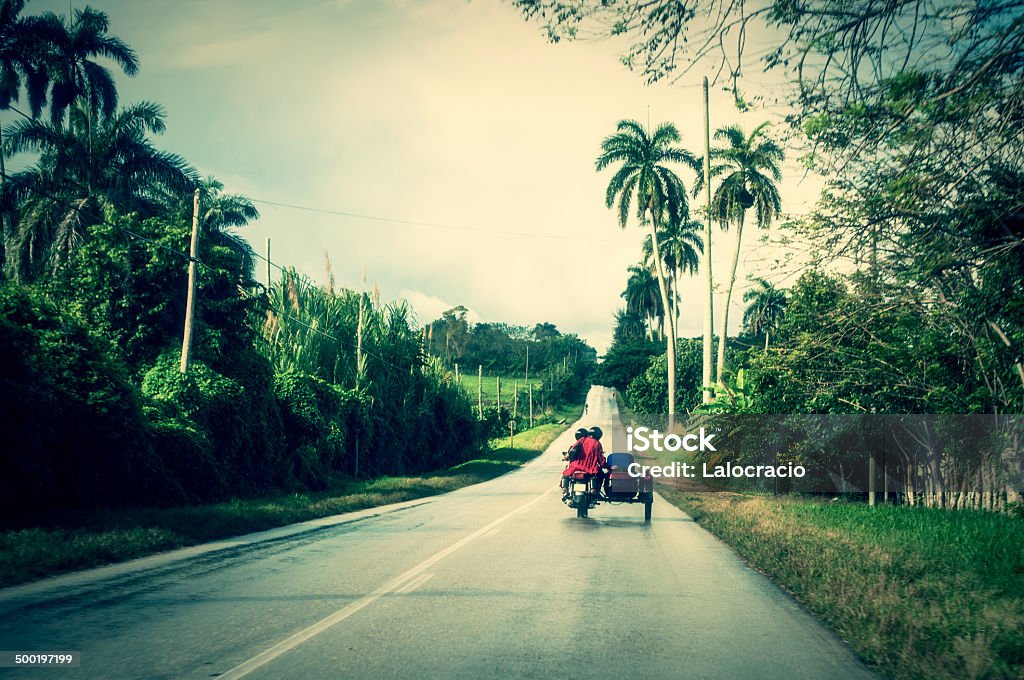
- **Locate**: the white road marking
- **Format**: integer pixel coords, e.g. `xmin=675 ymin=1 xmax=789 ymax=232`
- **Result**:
xmin=393 ymin=572 xmax=434 ymax=595
xmin=216 ymin=488 xmax=553 ymax=679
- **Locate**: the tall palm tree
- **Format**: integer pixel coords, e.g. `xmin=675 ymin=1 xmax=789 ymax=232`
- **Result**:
xmin=696 ymin=122 xmax=782 ymax=383
xmin=0 ymin=0 xmax=62 ymax=272
xmin=4 ymin=99 xmax=196 ymax=277
xmin=194 ymin=175 xmax=260 ymax=281
xmin=742 ymin=277 xmax=786 ymax=350
xmin=622 ymin=263 xmax=663 ymax=341
xmin=642 ymin=217 xmax=703 ymax=337
xmin=43 ymin=6 xmax=138 ymax=125
xmin=597 ymin=119 xmax=699 ymax=420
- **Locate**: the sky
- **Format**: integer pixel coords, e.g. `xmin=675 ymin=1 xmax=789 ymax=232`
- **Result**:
xmin=30 ymin=0 xmax=823 ymax=354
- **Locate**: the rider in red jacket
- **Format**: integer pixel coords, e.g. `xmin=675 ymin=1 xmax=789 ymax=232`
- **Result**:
xmin=561 ymin=426 xmax=607 ymax=498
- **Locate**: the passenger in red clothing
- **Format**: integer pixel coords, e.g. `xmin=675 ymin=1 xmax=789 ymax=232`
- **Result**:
xmin=561 ymin=426 xmax=607 ymax=499
xmin=560 ymin=428 xmax=590 ymax=499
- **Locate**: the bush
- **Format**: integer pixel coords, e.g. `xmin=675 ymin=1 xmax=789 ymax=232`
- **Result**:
xmin=275 ymin=371 xmax=366 ymax=488
xmin=142 ymin=351 xmax=286 ymax=495
xmin=0 ymin=285 xmax=152 ymax=524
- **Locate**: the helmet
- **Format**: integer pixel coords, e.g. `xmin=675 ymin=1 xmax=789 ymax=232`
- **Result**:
xmin=575 ymin=428 xmax=589 ymax=440
xmin=589 ymin=426 xmax=603 ymax=440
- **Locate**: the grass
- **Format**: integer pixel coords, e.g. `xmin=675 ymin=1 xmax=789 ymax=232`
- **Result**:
xmin=0 ymin=402 xmax=582 ymax=589
xmin=457 ymin=374 xmax=545 ymax=403
xmin=659 ymin=488 xmax=1024 ymax=680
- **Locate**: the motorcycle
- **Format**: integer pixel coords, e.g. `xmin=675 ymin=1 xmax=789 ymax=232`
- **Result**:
xmin=564 ymin=452 xmax=654 ymax=523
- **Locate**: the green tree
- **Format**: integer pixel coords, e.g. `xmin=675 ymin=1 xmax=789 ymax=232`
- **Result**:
xmin=43 ymin=5 xmax=138 ymax=125
xmin=642 ymin=217 xmax=702 ymax=337
xmin=0 ymin=0 xmax=61 ymax=273
xmin=612 ymin=307 xmax=647 ymax=345
xmin=621 ymin=262 xmax=663 ymax=341
xmin=192 ymin=175 xmax=259 ymax=282
xmin=695 ymin=123 xmax=782 ymax=383
xmin=4 ymin=99 xmax=196 ymax=278
xmin=742 ymin=277 xmax=786 ymax=350
xmin=597 ymin=119 xmax=699 ymax=418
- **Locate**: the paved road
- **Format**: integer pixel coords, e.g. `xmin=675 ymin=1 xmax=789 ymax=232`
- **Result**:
xmin=0 ymin=386 xmax=875 ymax=679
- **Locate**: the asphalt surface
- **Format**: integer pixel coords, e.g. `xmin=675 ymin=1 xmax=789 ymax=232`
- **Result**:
xmin=0 ymin=386 xmax=876 ymax=679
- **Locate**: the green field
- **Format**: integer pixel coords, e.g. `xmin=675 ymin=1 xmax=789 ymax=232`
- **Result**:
xmin=660 ymin=490 xmax=1024 ymax=680
xmin=457 ymin=374 xmax=546 ymax=404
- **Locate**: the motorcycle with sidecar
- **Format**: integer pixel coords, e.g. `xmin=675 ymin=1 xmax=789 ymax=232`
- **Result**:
xmin=564 ymin=452 xmax=654 ymax=523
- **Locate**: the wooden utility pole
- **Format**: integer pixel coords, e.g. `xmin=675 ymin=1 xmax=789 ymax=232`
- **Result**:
xmin=513 ymin=381 xmax=518 ymax=419
xmin=179 ymin=188 xmax=201 ymax=374
xmin=478 ymin=365 xmax=483 ymax=420
xmin=265 ymin=237 xmax=271 ymax=292
xmin=525 ymin=345 xmax=529 ymax=382
xmin=869 ymin=456 xmax=877 ymax=507
xmin=702 ymin=76 xmax=715 ymax=403
xmin=529 ymin=384 xmax=534 ymax=428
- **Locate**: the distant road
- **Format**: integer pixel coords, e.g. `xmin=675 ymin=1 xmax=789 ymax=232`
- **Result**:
xmin=0 ymin=386 xmax=875 ymax=679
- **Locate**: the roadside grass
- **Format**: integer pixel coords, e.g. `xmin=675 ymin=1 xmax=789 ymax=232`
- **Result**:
xmin=660 ymin=489 xmax=1024 ymax=680
xmin=0 ymin=401 xmax=582 ymax=589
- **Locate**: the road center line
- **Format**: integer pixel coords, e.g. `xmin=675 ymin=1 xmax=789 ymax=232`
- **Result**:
xmin=394 ymin=572 xmax=434 ymax=595
xmin=216 ymin=488 xmax=553 ymax=679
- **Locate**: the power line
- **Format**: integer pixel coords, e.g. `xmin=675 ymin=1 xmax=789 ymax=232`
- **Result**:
xmin=249 ymin=197 xmax=638 ymax=245
xmin=2 ymin=177 xmax=419 ymax=375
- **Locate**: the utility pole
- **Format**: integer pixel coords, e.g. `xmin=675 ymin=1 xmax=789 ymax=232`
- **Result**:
xmin=513 ymin=381 xmax=518 ymax=419
xmin=454 ymin=362 xmax=460 ymax=384
xmin=354 ymin=268 xmax=366 ymax=478
xmin=265 ymin=237 xmax=271 ymax=292
xmin=525 ymin=345 xmax=529 ymax=382
xmin=496 ymin=375 xmax=502 ymax=414
xmin=529 ymin=383 xmax=534 ymax=428
xmin=478 ymin=365 xmax=483 ymax=420
xmin=179 ymin=188 xmax=201 ymax=374
xmin=702 ymin=76 xmax=715 ymax=403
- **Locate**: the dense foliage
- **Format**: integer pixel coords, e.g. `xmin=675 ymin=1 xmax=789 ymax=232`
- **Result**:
xmin=0 ymin=4 xmax=505 ymax=525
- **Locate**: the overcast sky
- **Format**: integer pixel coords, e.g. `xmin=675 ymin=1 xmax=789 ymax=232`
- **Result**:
xmin=31 ymin=0 xmax=822 ymax=353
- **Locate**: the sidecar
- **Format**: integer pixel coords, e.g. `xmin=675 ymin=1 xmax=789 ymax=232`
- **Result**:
xmin=604 ymin=452 xmax=655 ymax=523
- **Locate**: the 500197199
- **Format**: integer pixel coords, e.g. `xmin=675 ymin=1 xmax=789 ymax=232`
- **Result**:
xmin=0 ymin=651 xmax=81 ymax=667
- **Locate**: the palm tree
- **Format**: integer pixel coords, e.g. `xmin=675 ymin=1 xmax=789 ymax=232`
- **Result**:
xmin=194 ymin=176 xmax=260 ymax=282
xmin=43 ymin=6 xmax=138 ymax=126
xmin=597 ymin=119 xmax=699 ymax=420
xmin=0 ymin=0 xmax=62 ymax=271
xmin=622 ymin=263 xmax=663 ymax=341
xmin=696 ymin=122 xmax=782 ymax=383
xmin=613 ymin=308 xmax=647 ymax=345
xmin=642 ymin=217 xmax=703 ymax=337
xmin=742 ymin=277 xmax=786 ymax=350
xmin=4 ymin=99 xmax=196 ymax=277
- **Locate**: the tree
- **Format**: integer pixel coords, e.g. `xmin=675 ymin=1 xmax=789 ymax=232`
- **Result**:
xmin=696 ymin=123 xmax=782 ymax=383
xmin=612 ymin=307 xmax=647 ymax=345
xmin=621 ymin=263 xmax=663 ymax=341
xmin=43 ymin=5 xmax=138 ymax=125
xmin=0 ymin=0 xmax=61 ymax=273
xmin=597 ymin=119 xmax=699 ymax=420
xmin=193 ymin=175 xmax=259 ymax=282
xmin=642 ymin=217 xmax=703 ymax=336
xmin=742 ymin=277 xmax=786 ymax=350
xmin=4 ymin=99 xmax=196 ymax=278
